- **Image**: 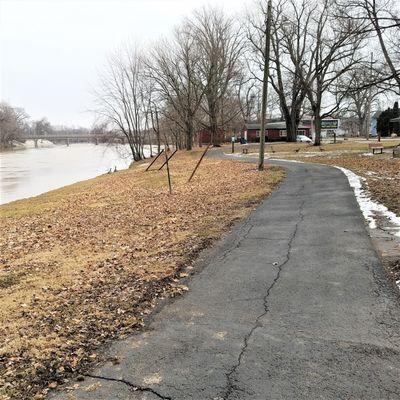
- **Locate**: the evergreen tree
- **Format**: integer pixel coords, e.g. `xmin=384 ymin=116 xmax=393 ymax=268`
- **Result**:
xmin=377 ymin=102 xmax=400 ymax=136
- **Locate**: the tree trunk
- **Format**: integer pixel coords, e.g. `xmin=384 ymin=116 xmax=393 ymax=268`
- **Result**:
xmin=186 ymin=119 xmax=193 ymax=151
xmin=157 ymin=133 xmax=161 ymax=153
xmin=314 ymin=114 xmax=322 ymax=146
xmin=286 ymin=117 xmax=298 ymax=142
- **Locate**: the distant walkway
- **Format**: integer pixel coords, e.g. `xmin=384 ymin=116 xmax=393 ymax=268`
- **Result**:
xmin=50 ymin=159 xmax=400 ymax=399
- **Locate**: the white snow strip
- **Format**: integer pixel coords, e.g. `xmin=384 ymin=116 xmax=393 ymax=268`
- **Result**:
xmin=271 ymin=158 xmax=305 ymax=163
xmin=335 ymin=166 xmax=400 ymax=237
xmin=396 ymin=280 xmax=400 ymax=289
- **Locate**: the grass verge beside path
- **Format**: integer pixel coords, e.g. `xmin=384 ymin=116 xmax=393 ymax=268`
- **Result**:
xmin=0 ymin=150 xmax=284 ymax=400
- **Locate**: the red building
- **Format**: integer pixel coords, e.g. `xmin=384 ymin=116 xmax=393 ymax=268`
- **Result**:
xmin=198 ymin=128 xmax=227 ymax=145
xmin=243 ymin=122 xmax=311 ymax=142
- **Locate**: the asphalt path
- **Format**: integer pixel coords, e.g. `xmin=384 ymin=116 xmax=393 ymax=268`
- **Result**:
xmin=50 ymin=158 xmax=400 ymax=400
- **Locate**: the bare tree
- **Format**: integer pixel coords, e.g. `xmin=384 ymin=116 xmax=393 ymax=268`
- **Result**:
xmin=237 ymin=77 xmax=260 ymax=123
xmin=94 ymin=45 xmax=147 ymax=161
xmin=0 ymin=102 xmax=28 ymax=149
xmin=246 ymin=0 xmax=311 ymax=142
xmin=336 ymin=0 xmax=400 ymax=92
xmin=148 ymin=23 xmax=204 ymax=151
xmin=190 ymin=7 xmax=244 ymax=146
xmin=32 ymin=118 xmax=53 ymax=136
xmin=293 ymin=0 xmax=365 ymax=145
xmin=337 ymin=61 xmax=385 ymax=137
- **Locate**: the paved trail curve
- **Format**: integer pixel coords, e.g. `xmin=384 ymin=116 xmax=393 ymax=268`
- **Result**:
xmin=50 ymin=159 xmax=400 ymax=400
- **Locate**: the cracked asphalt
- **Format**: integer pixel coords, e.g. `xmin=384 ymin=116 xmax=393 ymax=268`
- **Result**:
xmin=49 ymin=159 xmax=400 ymax=400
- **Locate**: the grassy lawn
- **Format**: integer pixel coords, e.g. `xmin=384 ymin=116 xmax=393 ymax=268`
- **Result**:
xmin=0 ymin=150 xmax=284 ymax=400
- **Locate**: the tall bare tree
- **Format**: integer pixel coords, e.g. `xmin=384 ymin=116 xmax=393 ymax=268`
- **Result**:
xmin=293 ymin=0 xmax=365 ymax=145
xmin=0 ymin=102 xmax=28 ymax=149
xmin=246 ymin=0 xmax=311 ymax=142
xmin=94 ymin=45 xmax=147 ymax=161
xmin=336 ymin=0 xmax=400 ymax=92
xmin=148 ymin=23 xmax=204 ymax=151
xmin=190 ymin=7 xmax=244 ymax=146
xmin=337 ymin=61 xmax=385 ymax=137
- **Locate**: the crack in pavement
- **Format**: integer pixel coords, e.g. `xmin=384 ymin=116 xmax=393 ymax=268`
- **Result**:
xmin=222 ymin=193 xmax=306 ymax=400
xmin=217 ymin=219 xmax=255 ymax=263
xmin=84 ymin=373 xmax=173 ymax=400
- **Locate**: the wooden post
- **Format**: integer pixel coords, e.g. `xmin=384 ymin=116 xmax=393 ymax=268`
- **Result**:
xmin=164 ymin=146 xmax=172 ymax=194
xmin=231 ymin=137 xmax=235 ymax=153
xmin=158 ymin=149 xmax=177 ymax=170
xmin=188 ymin=144 xmax=211 ymax=182
xmin=258 ymin=0 xmax=272 ymax=171
xmin=145 ymin=149 xmax=164 ymax=171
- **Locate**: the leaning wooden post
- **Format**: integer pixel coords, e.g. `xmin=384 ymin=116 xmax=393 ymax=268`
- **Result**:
xmin=164 ymin=147 xmax=172 ymax=194
xmin=188 ymin=144 xmax=211 ymax=182
xmin=145 ymin=149 xmax=164 ymax=171
xmin=258 ymin=0 xmax=272 ymax=171
xmin=158 ymin=149 xmax=178 ymax=170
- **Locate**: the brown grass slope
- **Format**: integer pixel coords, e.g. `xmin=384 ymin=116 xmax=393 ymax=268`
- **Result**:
xmin=0 ymin=150 xmax=284 ymax=400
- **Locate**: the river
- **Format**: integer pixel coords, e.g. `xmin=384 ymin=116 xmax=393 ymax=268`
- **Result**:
xmin=0 ymin=142 xmax=153 ymax=205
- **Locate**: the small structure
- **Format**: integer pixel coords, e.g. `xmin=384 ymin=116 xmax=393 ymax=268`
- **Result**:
xmin=369 ymin=143 xmax=383 ymax=154
xmin=243 ymin=122 xmax=311 ymax=143
xmin=389 ymin=117 xmax=400 ymax=136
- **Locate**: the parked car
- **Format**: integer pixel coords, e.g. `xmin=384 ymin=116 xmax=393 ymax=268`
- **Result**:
xmin=296 ymin=135 xmax=312 ymax=143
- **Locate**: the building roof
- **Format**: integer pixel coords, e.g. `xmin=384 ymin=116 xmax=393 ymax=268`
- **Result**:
xmin=246 ymin=122 xmax=309 ymax=130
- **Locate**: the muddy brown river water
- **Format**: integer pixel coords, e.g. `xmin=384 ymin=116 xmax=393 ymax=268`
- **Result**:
xmin=0 ymin=142 xmax=151 ymax=204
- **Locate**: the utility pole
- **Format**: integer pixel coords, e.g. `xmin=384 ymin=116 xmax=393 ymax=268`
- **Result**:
xmin=366 ymin=52 xmax=373 ymax=141
xmin=258 ymin=0 xmax=272 ymax=171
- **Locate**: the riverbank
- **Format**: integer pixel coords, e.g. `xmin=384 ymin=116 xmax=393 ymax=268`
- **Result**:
xmin=0 ymin=149 xmax=284 ymax=400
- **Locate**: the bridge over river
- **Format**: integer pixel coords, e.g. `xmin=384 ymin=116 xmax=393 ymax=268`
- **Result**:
xmin=22 ymin=134 xmax=126 ymax=147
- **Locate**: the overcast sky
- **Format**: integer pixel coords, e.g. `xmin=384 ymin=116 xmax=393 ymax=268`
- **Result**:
xmin=0 ymin=0 xmax=249 ymax=127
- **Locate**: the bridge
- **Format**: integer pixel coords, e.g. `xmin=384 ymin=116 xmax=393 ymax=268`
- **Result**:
xmin=21 ymin=134 xmax=126 ymax=147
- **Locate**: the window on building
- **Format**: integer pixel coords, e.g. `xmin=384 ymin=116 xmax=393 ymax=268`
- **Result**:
xmin=279 ymin=130 xmax=287 ymax=137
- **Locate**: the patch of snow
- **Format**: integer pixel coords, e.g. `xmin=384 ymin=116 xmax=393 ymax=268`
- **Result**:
xmin=335 ymin=166 xmax=400 ymax=237
xmin=271 ymin=158 xmax=305 ymax=163
xmin=365 ymin=171 xmax=378 ymax=176
xmin=23 ymin=139 xmax=55 ymax=148
xmin=396 ymin=280 xmax=400 ymax=289
xmin=361 ymin=152 xmax=374 ymax=157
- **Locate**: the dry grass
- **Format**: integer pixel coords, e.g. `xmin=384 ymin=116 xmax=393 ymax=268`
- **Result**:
xmin=0 ymin=149 xmax=284 ymax=400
